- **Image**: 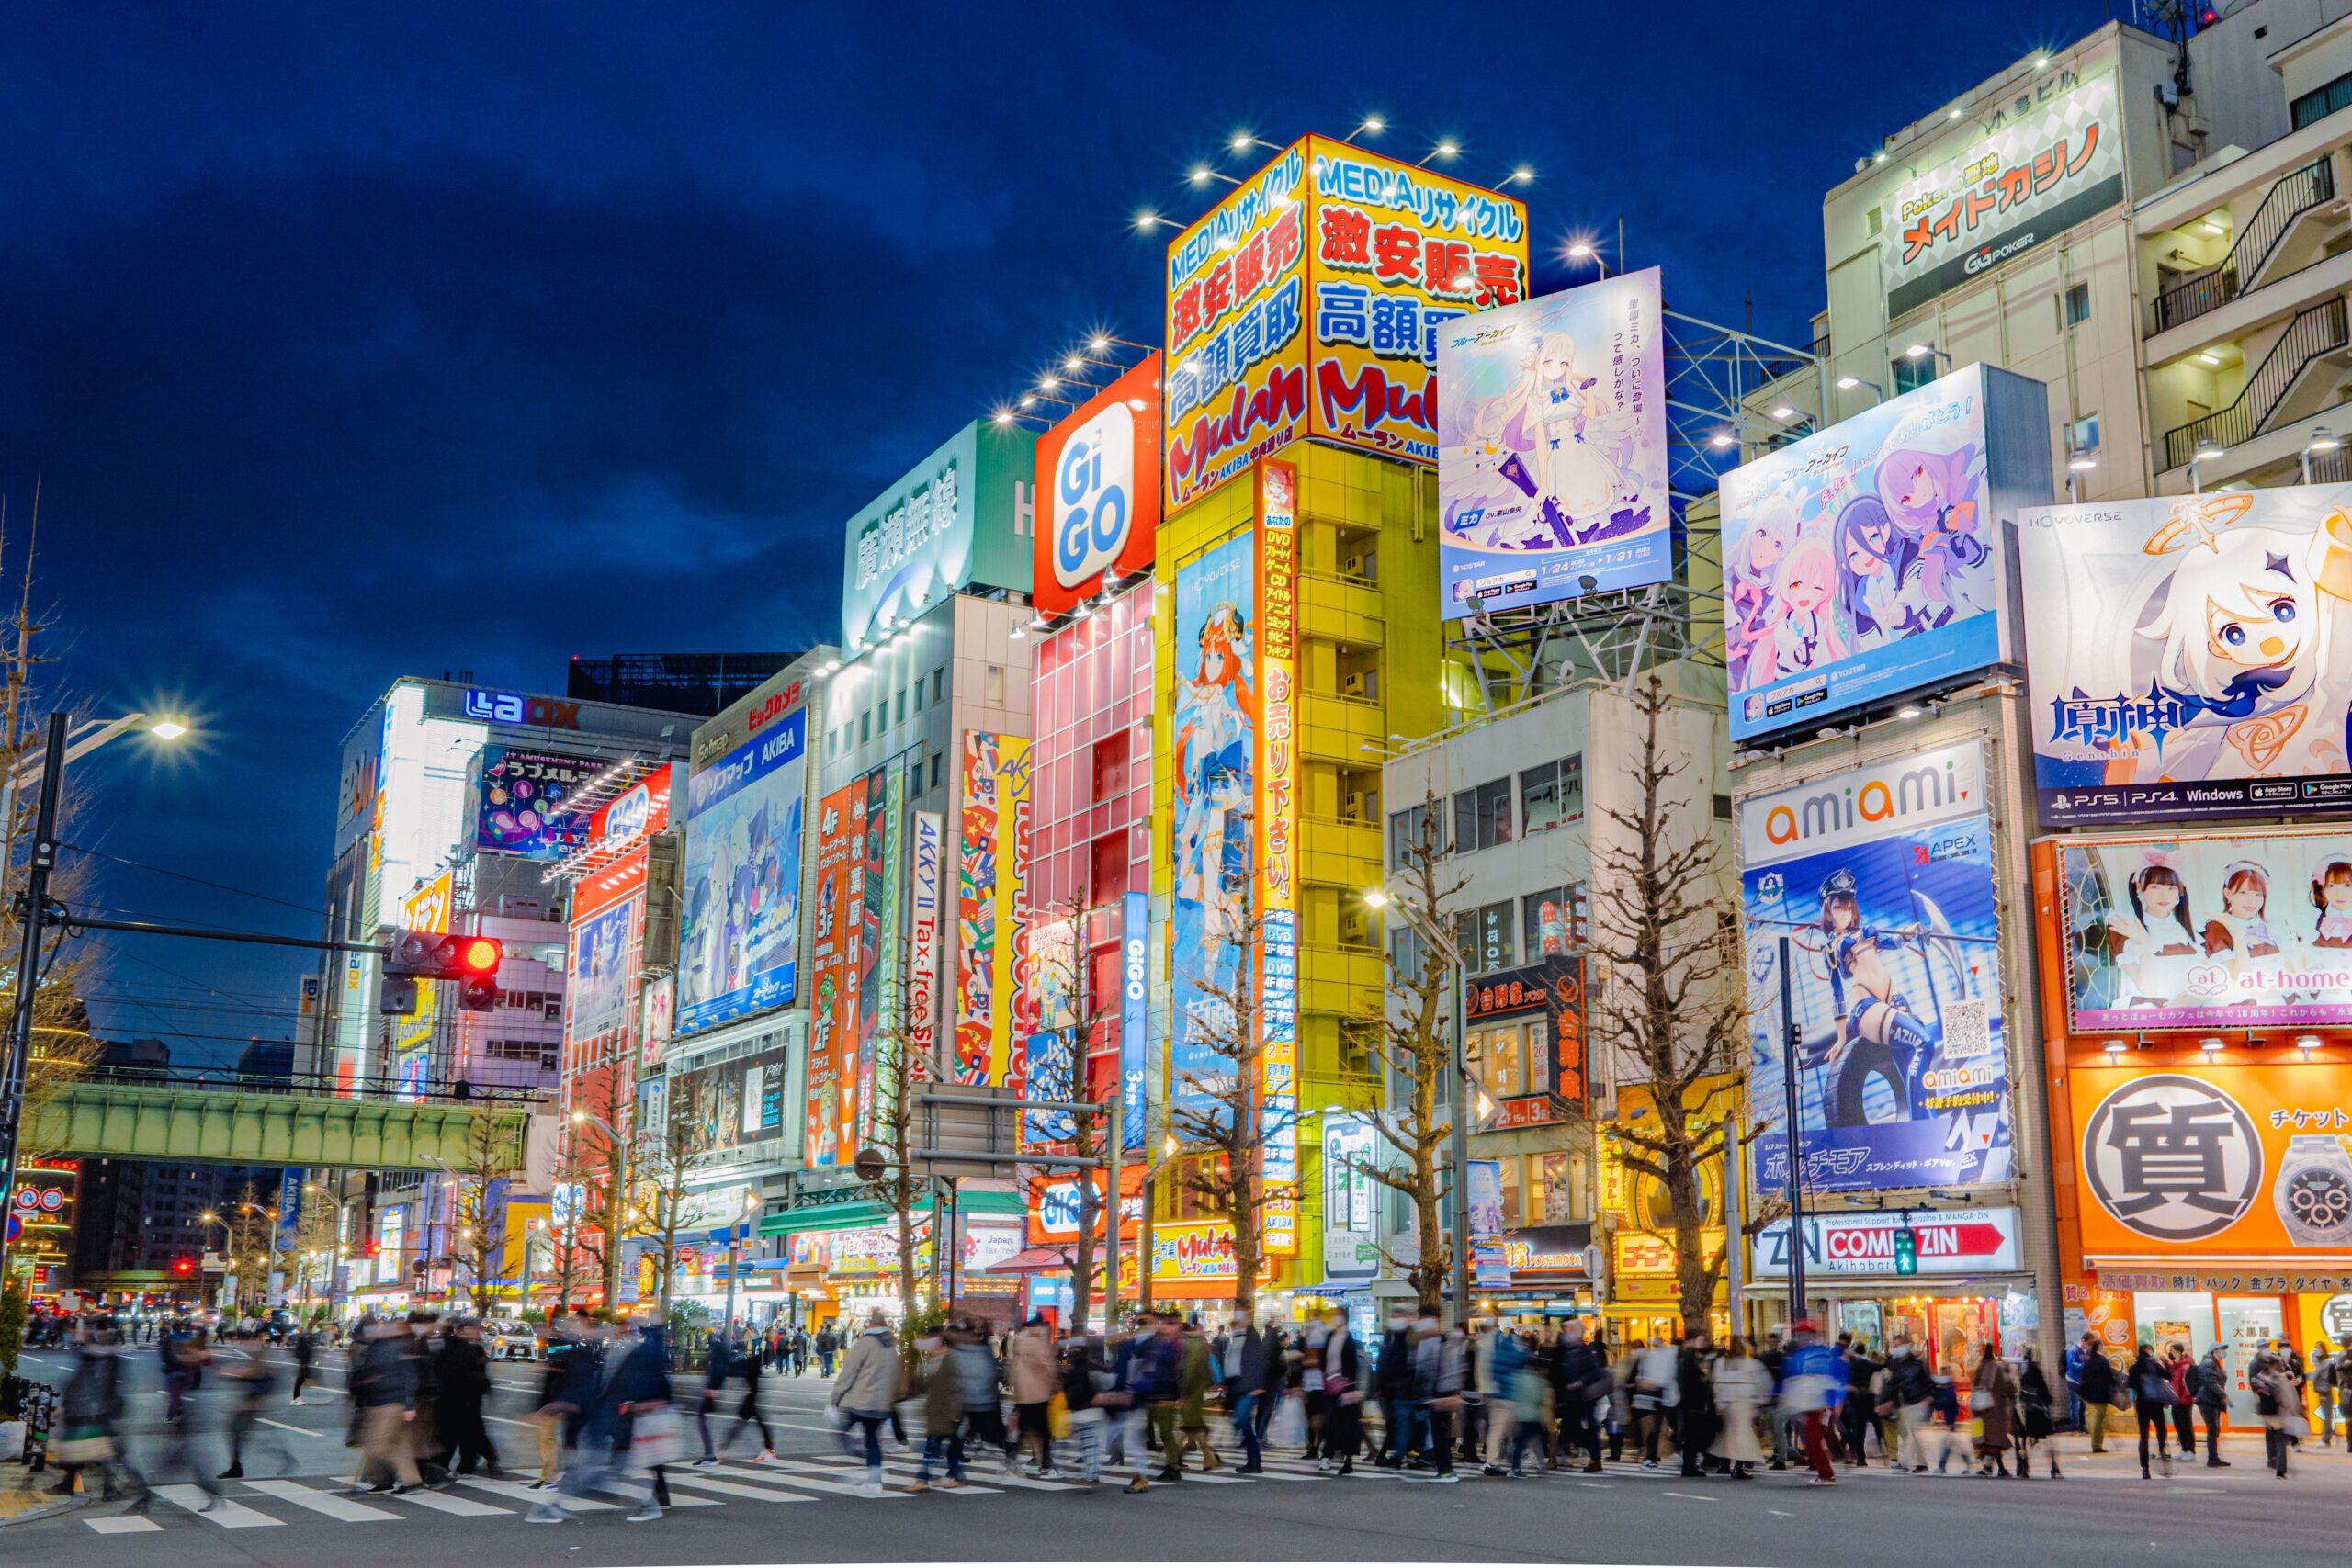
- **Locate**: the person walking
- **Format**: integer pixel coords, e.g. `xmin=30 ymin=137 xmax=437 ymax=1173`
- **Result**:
xmin=910 ymin=1326 xmax=967 ymax=1491
xmin=2128 ymin=1344 xmax=2174 ymax=1478
xmin=1709 ymin=1337 xmax=1767 ymax=1480
xmin=217 ymin=1329 xmax=291 ymax=1480
xmin=1780 ymin=1321 xmax=1841 ymax=1485
xmin=1883 ymin=1336 xmax=1934 ymax=1473
xmin=2312 ymin=1340 xmax=2338 ymax=1448
xmin=953 ymin=1322 xmax=1016 ymax=1475
xmin=2165 ymin=1341 xmax=2198 ymax=1459
xmin=828 ymin=1310 xmax=903 ymax=1496
xmin=1125 ymin=1314 xmax=1182 ymax=1489
xmin=2062 ymin=1334 xmax=2086 ymax=1435
xmin=1550 ymin=1319 xmax=1607 ymax=1472
xmin=723 ymin=1329 xmax=777 ymax=1461
xmin=1971 ymin=1345 xmax=2018 ymax=1478
xmin=2193 ymin=1345 xmax=2232 ymax=1468
xmin=51 ymin=1319 xmax=147 ymax=1506
xmin=436 ymin=1318 xmax=501 ymax=1477
xmin=1227 ymin=1318 xmax=1268 ymax=1473
xmin=1479 ymin=1325 xmax=1525 ymax=1476
xmin=2074 ymin=1334 xmax=2119 ymax=1454
xmin=1675 ymin=1331 xmax=1719 ymax=1479
xmin=1177 ymin=1319 xmax=1221 ymax=1472
xmin=1401 ymin=1317 xmax=1462 ymax=1484
xmin=2251 ymin=1342 xmax=2303 ymax=1478
xmin=693 ymin=1331 xmax=734 ymax=1463
xmin=1318 ymin=1310 xmax=1366 ymax=1476
xmin=1009 ymin=1315 xmax=1061 ymax=1477
xmin=1841 ymin=1339 xmax=1882 ymax=1467
xmin=290 ymin=1325 xmax=317 ymax=1407
xmin=2018 ymin=1346 xmax=2061 ymax=1479
xmin=1059 ymin=1332 xmax=1104 ymax=1483
xmin=1632 ymin=1336 xmax=1678 ymax=1469
xmin=348 ymin=1319 xmax=424 ymax=1495
xmin=815 ymin=1324 xmax=841 ymax=1379
xmin=1374 ymin=1310 xmax=1415 ymax=1469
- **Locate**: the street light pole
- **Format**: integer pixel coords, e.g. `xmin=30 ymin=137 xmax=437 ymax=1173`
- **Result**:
xmin=1777 ymin=937 xmax=1808 ymax=1320
xmin=0 ymin=713 xmax=66 ymax=1289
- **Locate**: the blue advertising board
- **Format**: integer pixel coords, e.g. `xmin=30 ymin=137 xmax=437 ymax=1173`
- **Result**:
xmin=1721 ymin=364 xmax=2050 ymax=742
xmin=1121 ymin=889 xmax=1149 ymax=1153
xmin=1739 ymin=740 xmax=2012 ymax=1194
xmin=677 ymin=709 xmax=806 ymax=1033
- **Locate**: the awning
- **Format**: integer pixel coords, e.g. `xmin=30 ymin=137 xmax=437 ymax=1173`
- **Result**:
xmin=763 ymin=1189 xmax=1027 ymax=1237
xmin=987 ymin=1246 xmax=1082 ymax=1276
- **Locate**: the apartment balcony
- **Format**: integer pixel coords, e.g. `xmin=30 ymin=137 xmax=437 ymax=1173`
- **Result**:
xmin=1299 ymin=812 xmax=1385 ymax=896
xmin=2156 ymin=406 xmax=2352 ymax=492
xmin=1299 ymin=940 xmax=1385 ymax=1021
xmin=1299 ymin=688 xmax=1388 ymax=765
xmin=2147 ymin=153 xmax=2343 ymax=344
xmin=1297 ymin=568 xmax=1384 ymax=647
xmin=2157 ymin=295 xmax=2352 ymax=474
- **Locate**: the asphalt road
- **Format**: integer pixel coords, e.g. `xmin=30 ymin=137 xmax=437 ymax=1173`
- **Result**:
xmin=12 ymin=1343 xmax=2352 ymax=1567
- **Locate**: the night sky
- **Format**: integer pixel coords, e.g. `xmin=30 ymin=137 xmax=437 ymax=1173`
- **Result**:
xmin=0 ymin=1 xmax=2099 ymax=1061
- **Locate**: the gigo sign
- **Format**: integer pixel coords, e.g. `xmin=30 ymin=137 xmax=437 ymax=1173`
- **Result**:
xmin=1034 ymin=355 xmax=1162 ymax=617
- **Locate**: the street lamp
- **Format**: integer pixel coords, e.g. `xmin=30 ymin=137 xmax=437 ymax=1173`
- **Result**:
xmin=0 ymin=710 xmax=188 ymax=1284
xmin=1564 ymin=239 xmax=1611 ymax=278
xmin=1901 ymin=342 xmax=1953 ymax=373
xmin=2304 ymin=425 xmax=2339 ymax=484
xmin=2188 ymin=439 xmax=2225 ymax=493
xmin=1834 ymin=374 xmax=1884 ymax=407
xmin=1363 ymin=886 xmax=1474 ymax=1328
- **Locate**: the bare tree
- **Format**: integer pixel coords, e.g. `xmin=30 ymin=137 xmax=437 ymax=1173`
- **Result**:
xmin=631 ymin=1083 xmax=703 ymax=1313
xmin=546 ymin=1133 xmax=595 ymax=1312
xmin=855 ymin=964 xmax=930 ymax=1327
xmin=563 ymin=1065 xmax=634 ymax=1312
xmin=1347 ymin=796 xmax=1462 ymax=1316
xmin=1167 ymin=874 xmax=1293 ymax=1323
xmin=445 ymin=1113 xmax=513 ymax=1312
xmin=1588 ymin=675 xmax=1770 ymax=1333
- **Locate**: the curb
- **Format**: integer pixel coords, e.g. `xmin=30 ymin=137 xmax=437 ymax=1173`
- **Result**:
xmin=0 ymin=1485 xmax=90 ymax=1529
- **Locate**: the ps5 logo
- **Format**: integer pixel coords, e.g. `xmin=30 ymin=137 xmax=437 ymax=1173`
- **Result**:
xmin=1052 ymin=402 xmax=1135 ymax=588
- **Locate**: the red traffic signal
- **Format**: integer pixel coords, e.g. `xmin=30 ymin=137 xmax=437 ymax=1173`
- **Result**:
xmin=455 ymin=936 xmax=501 ymax=975
xmin=388 ymin=930 xmax=503 ymax=978
xmin=172 ymin=1257 xmax=194 ymax=1275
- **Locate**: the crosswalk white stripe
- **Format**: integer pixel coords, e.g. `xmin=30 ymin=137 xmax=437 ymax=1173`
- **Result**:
xmin=388 ymin=1486 xmax=513 ymax=1517
xmin=451 ymin=1475 xmax=617 ymax=1509
xmin=84 ymin=1516 xmax=164 ymax=1534
xmin=711 ymin=1460 xmax=909 ymax=1498
xmin=604 ymin=1480 xmax=717 ymax=1506
xmin=656 ymin=1472 xmax=817 ymax=1503
xmin=244 ymin=1479 xmax=401 ymax=1521
xmin=153 ymin=1484 xmax=282 ymax=1528
xmin=852 ymin=1461 xmax=1008 ymax=1494
xmin=807 ymin=1452 xmax=1078 ymax=1492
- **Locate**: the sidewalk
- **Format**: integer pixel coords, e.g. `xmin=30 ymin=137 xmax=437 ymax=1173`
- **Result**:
xmin=0 ymin=1461 xmax=84 ymax=1529
xmin=1847 ymin=1428 xmax=2352 ymax=1491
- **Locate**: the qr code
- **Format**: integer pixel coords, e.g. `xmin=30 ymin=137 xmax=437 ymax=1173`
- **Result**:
xmin=1940 ymin=997 xmax=1993 ymax=1059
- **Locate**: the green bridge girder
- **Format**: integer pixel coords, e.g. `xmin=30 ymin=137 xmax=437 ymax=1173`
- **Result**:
xmin=28 ymin=1080 xmax=533 ymax=1171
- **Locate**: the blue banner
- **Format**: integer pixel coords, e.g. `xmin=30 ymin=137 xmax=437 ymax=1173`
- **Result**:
xmin=678 ymin=709 xmax=807 ymax=1032
xmin=1121 ymin=890 xmax=1149 ymax=1153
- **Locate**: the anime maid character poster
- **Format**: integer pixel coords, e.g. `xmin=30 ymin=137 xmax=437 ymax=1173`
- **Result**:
xmin=1721 ymin=364 xmax=2050 ymax=743
xmin=2059 ymin=830 xmax=2352 ymax=1031
xmin=2020 ymin=486 xmax=2352 ymax=826
xmin=1739 ymin=741 xmax=2013 ymax=1195
xmin=675 ymin=710 xmax=806 ymax=1033
xmin=1435 ymin=268 xmax=1669 ymax=615
xmin=1170 ymin=531 xmax=1256 ymax=1115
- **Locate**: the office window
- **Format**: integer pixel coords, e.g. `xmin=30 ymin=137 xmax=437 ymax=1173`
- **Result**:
xmin=859 ymin=711 xmax=871 ymax=745
xmin=931 ymin=752 xmax=944 ymax=791
xmin=1522 ymin=885 xmax=1587 ymax=955
xmin=986 ymin=663 xmax=1005 ymax=705
xmin=1389 ymin=923 xmax=1428 ymax=987
xmin=2063 ymin=281 xmax=2092 ymax=327
xmin=1470 ymin=1021 xmax=1527 ymax=1100
xmin=1456 ymin=900 xmax=1515 ymax=975
xmin=1538 ymin=1150 xmax=1589 ymax=1222
xmin=913 ymin=678 xmax=924 ymax=713
xmin=933 ymin=669 xmax=945 ymax=704
xmin=896 ymin=689 xmax=906 ymax=726
xmin=1388 ymin=803 xmax=1438 ymax=867
xmin=2066 ymin=412 xmax=2101 ymax=457
xmin=1521 ymin=756 xmax=1584 ymax=833
xmin=1893 ymin=353 xmax=1934 ymax=396
xmin=1498 ymin=1150 xmax=1523 ymax=1226
xmin=1451 ymin=777 xmax=1512 ymax=853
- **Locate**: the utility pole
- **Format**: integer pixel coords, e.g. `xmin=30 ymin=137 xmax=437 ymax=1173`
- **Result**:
xmin=0 ymin=712 xmax=65 ymax=1287
xmin=1778 ymin=936 xmax=1807 ymax=1319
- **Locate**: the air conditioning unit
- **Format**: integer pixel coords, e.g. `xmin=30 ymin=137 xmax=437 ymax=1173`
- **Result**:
xmin=1342 ymin=553 xmax=1371 ymax=577
xmin=1341 ymin=671 xmax=1366 ymax=697
xmin=1342 ymin=791 xmax=1369 ymax=821
xmin=1340 ymin=911 xmax=1369 ymax=942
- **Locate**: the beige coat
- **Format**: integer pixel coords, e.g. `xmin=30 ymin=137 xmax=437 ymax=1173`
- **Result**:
xmin=1009 ymin=1325 xmax=1058 ymax=1404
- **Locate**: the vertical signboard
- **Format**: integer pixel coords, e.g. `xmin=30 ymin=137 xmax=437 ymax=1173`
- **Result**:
xmin=1739 ymin=740 xmax=2012 ymax=1194
xmin=805 ymin=785 xmax=861 ymax=1168
xmin=1321 ymin=1113 xmax=1379 ymax=1280
xmin=1121 ymin=888 xmax=1150 ymax=1153
xmin=1035 ymin=355 xmax=1164 ymax=618
xmin=1003 ymin=748 xmax=1038 ymax=1097
xmin=678 ymin=711 xmax=808 ymax=1032
xmin=1435 ymin=269 xmax=1671 ymax=614
xmin=841 ymin=420 xmax=1037 ymax=654
xmin=1023 ymin=917 xmax=1078 ymax=1146
xmin=1170 ymin=531 xmax=1256 ymax=1111
xmin=909 ymin=809 xmax=943 ymax=1062
xmin=1256 ymin=458 xmax=1299 ymax=1258
xmin=955 ymin=732 xmax=1031 ymax=1086
xmin=394 ymin=873 xmax=452 ymax=1100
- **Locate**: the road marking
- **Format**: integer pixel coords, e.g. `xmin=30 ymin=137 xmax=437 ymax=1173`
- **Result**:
xmin=810 ymin=1454 xmax=1069 ymax=1491
xmin=1660 ymin=1490 xmax=1717 ymax=1501
xmin=390 ymin=1487 xmax=512 ymax=1517
xmin=1770 ymin=1508 xmax=1794 ymax=1517
xmin=256 ymin=1417 xmax=333 ymax=1437
xmin=658 ymin=1472 xmax=819 ymax=1503
xmin=85 ymin=1516 xmax=164 ymax=1534
xmin=244 ymin=1479 xmax=401 ymax=1521
xmin=715 ymin=1461 xmax=909 ymax=1499
xmin=1579 ymin=1481 xmax=1614 ymax=1489
xmin=483 ymin=1415 xmax=538 ymax=1428
xmin=153 ymin=1485 xmax=281 ymax=1528
xmin=453 ymin=1475 xmax=616 ymax=1509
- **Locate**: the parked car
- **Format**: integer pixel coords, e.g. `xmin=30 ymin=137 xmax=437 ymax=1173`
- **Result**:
xmin=487 ymin=1318 xmax=540 ymax=1360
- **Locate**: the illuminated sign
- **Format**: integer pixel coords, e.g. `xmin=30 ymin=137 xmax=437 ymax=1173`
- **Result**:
xmin=745 ymin=681 xmax=806 ymax=735
xmin=842 ymin=421 xmax=1036 ymax=653
xmin=1257 ymin=458 xmax=1299 ymax=1258
xmin=1035 ymin=355 xmax=1163 ymax=617
xmin=463 ymin=689 xmax=582 ymax=729
xmin=909 ymin=810 xmax=943 ymax=1058
xmin=1121 ymin=889 xmax=1148 ymax=1153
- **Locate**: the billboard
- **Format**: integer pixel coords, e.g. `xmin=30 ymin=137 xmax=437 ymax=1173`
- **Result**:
xmin=805 ymin=784 xmax=862 ymax=1168
xmin=1740 ymin=740 xmax=2013 ymax=1193
xmin=2019 ymin=488 xmax=2352 ymax=826
xmin=1121 ymin=889 xmax=1149 ymax=1154
xmin=1435 ymin=268 xmax=1671 ymax=615
xmin=1722 ymin=364 xmax=2051 ymax=742
xmin=474 ymin=746 xmax=599 ymax=858
xmin=841 ymin=420 xmax=1036 ymax=653
xmin=569 ymin=897 xmax=636 ymax=1043
xmin=1163 ymin=135 xmax=1528 ymax=509
xmin=2071 ymin=1063 xmax=2352 ymax=1257
xmin=2056 ymin=829 xmax=2352 ymax=1031
xmin=1322 ymin=1113 xmax=1382 ymax=1280
xmin=1752 ymin=1207 xmax=2023 ymax=1278
xmin=1883 ymin=71 xmax=2125 ymax=320
xmin=677 ymin=710 xmax=807 ymax=1034
xmin=1170 ymin=529 xmax=1256 ymax=1111
xmin=909 ymin=809 xmax=943 ymax=1060
xmin=1035 ymin=355 xmax=1162 ymax=617
xmin=1257 ymin=460 xmax=1299 ymax=1257
xmin=673 ymin=1044 xmax=793 ymax=1158
xmin=954 ymin=732 xmax=1031 ymax=1085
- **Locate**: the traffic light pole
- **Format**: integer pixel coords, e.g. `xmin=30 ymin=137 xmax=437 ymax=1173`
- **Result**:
xmin=0 ymin=715 xmax=67 ymax=1290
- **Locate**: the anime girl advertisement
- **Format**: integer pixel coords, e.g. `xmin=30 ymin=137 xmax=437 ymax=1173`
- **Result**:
xmin=1739 ymin=741 xmax=2012 ymax=1194
xmin=1170 ymin=532 xmax=1256 ymax=1112
xmin=1721 ymin=364 xmax=2049 ymax=742
xmin=1434 ymin=268 xmax=1670 ymax=615
xmin=2019 ymin=487 xmax=2352 ymax=826
xmin=676 ymin=710 xmax=806 ymax=1033
xmin=2059 ymin=830 xmax=2352 ymax=1029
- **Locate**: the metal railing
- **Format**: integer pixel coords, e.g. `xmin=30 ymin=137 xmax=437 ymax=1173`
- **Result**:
xmin=2163 ymin=295 xmax=2350 ymax=469
xmin=2152 ymin=155 xmax=2336 ymax=333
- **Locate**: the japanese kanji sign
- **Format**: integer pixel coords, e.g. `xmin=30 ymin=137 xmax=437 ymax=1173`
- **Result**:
xmin=839 ymin=419 xmax=1036 ymax=654
xmin=1881 ymin=71 xmax=2124 ymax=319
xmin=475 ymin=745 xmax=600 ymax=859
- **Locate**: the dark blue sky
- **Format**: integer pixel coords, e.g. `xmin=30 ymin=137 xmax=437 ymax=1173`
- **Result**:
xmin=2 ymin=1 xmax=2100 ymax=1060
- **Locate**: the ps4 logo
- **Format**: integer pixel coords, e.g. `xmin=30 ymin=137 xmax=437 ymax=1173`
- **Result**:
xmin=1053 ymin=402 xmax=1136 ymax=588
xmin=464 ymin=688 xmax=581 ymax=729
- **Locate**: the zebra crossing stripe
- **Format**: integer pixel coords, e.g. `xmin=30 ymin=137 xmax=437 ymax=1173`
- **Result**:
xmin=656 ymin=1472 xmax=817 ymax=1503
xmin=388 ymin=1487 xmax=512 ymax=1517
xmin=243 ymin=1479 xmax=401 ymax=1521
xmin=153 ymin=1485 xmax=281 ymax=1528
xmin=451 ymin=1476 xmax=617 ymax=1510
xmin=83 ymin=1516 xmax=163 ymax=1534
xmin=710 ymin=1461 xmax=909 ymax=1498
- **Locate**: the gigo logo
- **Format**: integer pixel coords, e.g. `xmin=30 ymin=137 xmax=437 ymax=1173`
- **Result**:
xmin=1052 ymin=401 xmax=1135 ymax=589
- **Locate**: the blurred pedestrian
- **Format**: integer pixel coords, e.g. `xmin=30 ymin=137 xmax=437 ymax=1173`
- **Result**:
xmin=436 ymin=1318 xmax=501 ymax=1477
xmin=2018 ymin=1346 xmax=2060 ymax=1479
xmin=1710 ymin=1336 xmax=1767 ymax=1480
xmin=828 ymin=1309 xmax=902 ymax=1496
xmin=348 ymin=1319 xmax=423 ymax=1495
xmin=1971 ymin=1344 xmax=2017 ymax=1478
xmin=910 ymin=1325 xmax=966 ymax=1490
xmin=2129 ymin=1343 xmax=2174 ymax=1479
xmin=1010 ymin=1314 xmax=1060 ymax=1477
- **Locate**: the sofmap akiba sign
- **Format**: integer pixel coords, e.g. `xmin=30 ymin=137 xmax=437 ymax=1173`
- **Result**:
xmin=1881 ymin=71 xmax=2124 ymax=319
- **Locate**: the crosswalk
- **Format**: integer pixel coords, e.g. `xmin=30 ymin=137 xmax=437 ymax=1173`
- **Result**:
xmin=74 ymin=1449 xmax=1836 ymax=1533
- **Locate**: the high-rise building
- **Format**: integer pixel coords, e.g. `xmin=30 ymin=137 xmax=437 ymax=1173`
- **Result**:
xmin=565 ymin=651 xmax=803 ymax=718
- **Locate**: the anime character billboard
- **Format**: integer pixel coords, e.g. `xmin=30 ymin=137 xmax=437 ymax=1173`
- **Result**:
xmin=1721 ymin=365 xmax=2050 ymax=742
xmin=1740 ymin=741 xmax=2012 ymax=1194
xmin=2019 ymin=488 xmax=2352 ymax=825
xmin=1170 ymin=532 xmax=1256 ymax=1114
xmin=2057 ymin=829 xmax=2352 ymax=1031
xmin=1435 ymin=268 xmax=1670 ymax=615
xmin=569 ymin=897 xmax=635 ymax=1043
xmin=676 ymin=709 xmax=805 ymax=1033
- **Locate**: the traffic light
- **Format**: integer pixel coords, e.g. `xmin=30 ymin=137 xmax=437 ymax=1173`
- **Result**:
xmin=172 ymin=1256 xmax=194 ymax=1277
xmin=379 ymin=930 xmax=503 ymax=1014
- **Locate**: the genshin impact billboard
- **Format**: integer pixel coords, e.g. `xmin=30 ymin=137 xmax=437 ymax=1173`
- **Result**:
xmin=1740 ymin=740 xmax=2012 ymax=1194
xmin=1436 ymin=268 xmax=1670 ymax=615
xmin=1722 ymin=364 xmax=2051 ymax=742
xmin=2056 ymin=829 xmax=2352 ymax=1032
xmin=2020 ymin=488 xmax=2352 ymax=826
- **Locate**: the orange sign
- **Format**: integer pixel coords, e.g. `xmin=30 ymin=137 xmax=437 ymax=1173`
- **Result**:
xmin=2070 ymin=1061 xmax=2352 ymax=1260
xmin=1034 ymin=355 xmax=1162 ymax=617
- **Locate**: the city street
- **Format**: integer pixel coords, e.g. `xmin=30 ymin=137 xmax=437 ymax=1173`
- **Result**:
xmin=9 ymin=1345 xmax=2352 ymax=1567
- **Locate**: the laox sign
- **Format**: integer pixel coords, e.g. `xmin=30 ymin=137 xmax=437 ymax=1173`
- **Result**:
xmin=464 ymin=688 xmax=581 ymax=729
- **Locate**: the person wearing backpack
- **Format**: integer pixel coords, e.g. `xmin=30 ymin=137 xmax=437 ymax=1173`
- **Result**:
xmin=2311 ymin=1340 xmax=2338 ymax=1447
xmin=2074 ymin=1334 xmax=2119 ymax=1453
xmin=2128 ymin=1344 xmax=2175 ymax=1478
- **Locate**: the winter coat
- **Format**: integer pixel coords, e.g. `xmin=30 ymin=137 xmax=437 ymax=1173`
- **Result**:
xmin=1708 ymin=1356 xmax=1767 ymax=1463
xmin=1009 ymin=1326 xmax=1057 ymax=1404
xmin=2075 ymin=1348 xmax=2118 ymax=1406
xmin=1178 ymin=1333 xmax=1213 ymax=1430
xmin=1972 ymin=1359 xmax=2016 ymax=1452
xmin=1552 ymin=1338 xmax=1609 ymax=1405
xmin=352 ymin=1332 xmax=418 ymax=1409
xmin=920 ymin=1348 xmax=963 ymax=1438
xmin=2018 ymin=1360 xmax=2054 ymax=1440
xmin=2193 ymin=1351 xmax=2230 ymax=1412
xmin=831 ymin=1326 xmax=902 ymax=1415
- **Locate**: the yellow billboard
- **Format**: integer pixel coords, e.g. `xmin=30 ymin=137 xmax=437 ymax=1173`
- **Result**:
xmin=1162 ymin=135 xmax=1527 ymax=508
